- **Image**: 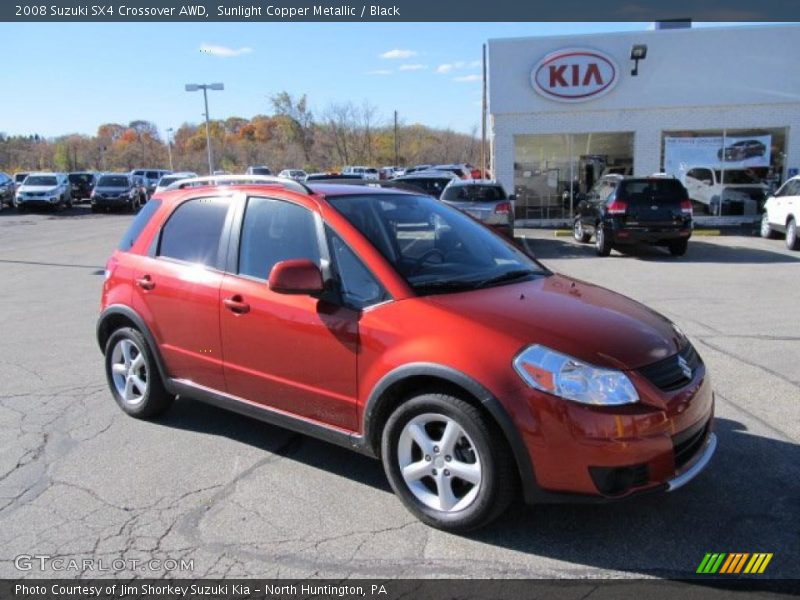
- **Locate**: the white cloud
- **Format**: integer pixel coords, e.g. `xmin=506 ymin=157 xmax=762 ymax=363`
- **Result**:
xmin=454 ymin=74 xmax=481 ymax=83
xmin=469 ymin=60 xmax=482 ymax=68
xmin=366 ymin=69 xmax=392 ymax=76
xmin=436 ymin=61 xmax=468 ymax=74
xmin=380 ymin=49 xmax=417 ymax=59
xmin=399 ymin=64 xmax=427 ymax=71
xmin=199 ymin=43 xmax=253 ymax=58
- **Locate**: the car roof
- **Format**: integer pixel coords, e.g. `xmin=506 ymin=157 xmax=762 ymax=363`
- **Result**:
xmin=446 ymin=179 xmax=499 ymax=187
xmin=396 ymin=170 xmax=457 ymax=179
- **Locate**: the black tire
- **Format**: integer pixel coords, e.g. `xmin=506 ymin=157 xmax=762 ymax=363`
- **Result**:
xmin=91 ymin=205 xmax=99 ymax=213
xmin=760 ymin=213 xmax=777 ymax=239
xmin=595 ymin=224 xmax=612 ymax=256
xmin=668 ymin=238 xmax=689 ymax=256
xmin=381 ymin=393 xmax=516 ymax=532
xmin=787 ymin=218 xmax=800 ymax=251
xmin=573 ymin=218 xmax=591 ymax=243
xmin=104 ymin=327 xmax=174 ymax=419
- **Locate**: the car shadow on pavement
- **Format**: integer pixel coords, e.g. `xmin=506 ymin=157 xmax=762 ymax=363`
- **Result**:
xmin=159 ymin=399 xmax=798 ymax=577
xmin=524 ymin=235 xmax=800 ymax=264
xmin=474 ymin=417 xmax=800 ymax=578
xmin=159 ymin=398 xmax=392 ymax=493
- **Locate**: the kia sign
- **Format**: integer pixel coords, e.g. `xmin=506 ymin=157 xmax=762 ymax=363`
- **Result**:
xmin=531 ymin=48 xmax=618 ymax=103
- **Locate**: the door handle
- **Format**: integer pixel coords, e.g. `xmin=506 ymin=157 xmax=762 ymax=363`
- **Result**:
xmin=223 ymin=295 xmax=250 ymax=314
xmin=136 ymin=275 xmax=155 ymax=290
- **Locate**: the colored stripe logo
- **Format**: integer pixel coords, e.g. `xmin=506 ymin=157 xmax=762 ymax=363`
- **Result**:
xmin=697 ymin=553 xmax=773 ymax=574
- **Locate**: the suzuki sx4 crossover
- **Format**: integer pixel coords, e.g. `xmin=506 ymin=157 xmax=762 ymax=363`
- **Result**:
xmin=98 ymin=180 xmax=716 ymax=531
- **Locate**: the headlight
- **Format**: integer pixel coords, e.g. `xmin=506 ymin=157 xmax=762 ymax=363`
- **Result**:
xmin=513 ymin=345 xmax=639 ymax=406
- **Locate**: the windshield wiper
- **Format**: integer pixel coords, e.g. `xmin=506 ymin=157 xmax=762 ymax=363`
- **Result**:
xmin=411 ymin=279 xmax=481 ymax=295
xmin=474 ymin=269 xmax=537 ymax=289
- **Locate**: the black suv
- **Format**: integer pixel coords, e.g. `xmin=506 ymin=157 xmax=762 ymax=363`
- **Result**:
xmin=573 ymin=175 xmax=693 ymax=257
xmin=68 ymin=172 xmax=96 ymax=203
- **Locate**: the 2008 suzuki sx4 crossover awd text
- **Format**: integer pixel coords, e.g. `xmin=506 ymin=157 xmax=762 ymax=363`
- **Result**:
xmin=97 ymin=179 xmax=716 ymax=531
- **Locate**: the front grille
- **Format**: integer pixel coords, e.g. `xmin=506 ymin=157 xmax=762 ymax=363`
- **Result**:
xmin=673 ymin=419 xmax=710 ymax=470
xmin=638 ymin=343 xmax=702 ymax=391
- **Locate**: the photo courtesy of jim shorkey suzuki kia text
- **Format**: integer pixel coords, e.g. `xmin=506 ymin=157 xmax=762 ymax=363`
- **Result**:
xmin=15 ymin=584 xmax=385 ymax=596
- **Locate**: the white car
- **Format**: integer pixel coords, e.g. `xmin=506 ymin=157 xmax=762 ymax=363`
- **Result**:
xmin=278 ymin=169 xmax=308 ymax=181
xmin=761 ymin=175 xmax=800 ymax=250
xmin=342 ymin=166 xmax=379 ymax=181
xmin=154 ymin=172 xmax=198 ymax=195
xmin=15 ymin=172 xmax=72 ymax=210
xmin=682 ymin=166 xmax=767 ymax=216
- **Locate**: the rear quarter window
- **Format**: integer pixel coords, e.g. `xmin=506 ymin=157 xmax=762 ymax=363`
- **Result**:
xmin=118 ymin=200 xmax=162 ymax=251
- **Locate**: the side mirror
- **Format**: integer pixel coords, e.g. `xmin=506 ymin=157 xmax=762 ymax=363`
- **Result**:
xmin=269 ymin=259 xmax=324 ymax=296
xmin=508 ymin=194 xmax=516 ymax=201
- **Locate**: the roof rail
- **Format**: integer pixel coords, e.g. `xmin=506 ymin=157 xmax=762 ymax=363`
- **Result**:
xmin=166 ymin=174 xmax=314 ymax=195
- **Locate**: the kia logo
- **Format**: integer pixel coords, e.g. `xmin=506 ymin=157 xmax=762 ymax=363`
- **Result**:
xmin=531 ymin=48 xmax=618 ymax=102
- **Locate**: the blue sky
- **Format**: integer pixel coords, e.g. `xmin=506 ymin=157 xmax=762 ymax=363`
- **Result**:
xmin=0 ymin=22 xmax=758 ymax=139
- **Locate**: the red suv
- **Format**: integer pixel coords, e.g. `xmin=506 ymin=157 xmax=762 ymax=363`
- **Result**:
xmin=97 ymin=179 xmax=716 ymax=531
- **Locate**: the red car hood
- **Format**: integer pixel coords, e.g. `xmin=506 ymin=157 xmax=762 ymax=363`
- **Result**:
xmin=427 ymin=274 xmax=684 ymax=370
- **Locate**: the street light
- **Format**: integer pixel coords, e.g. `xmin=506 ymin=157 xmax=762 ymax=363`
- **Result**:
xmin=184 ymin=82 xmax=224 ymax=174
xmin=165 ymin=127 xmax=174 ymax=171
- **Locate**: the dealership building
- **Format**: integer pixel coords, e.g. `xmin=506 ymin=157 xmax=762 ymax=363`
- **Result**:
xmin=487 ymin=23 xmax=800 ymax=224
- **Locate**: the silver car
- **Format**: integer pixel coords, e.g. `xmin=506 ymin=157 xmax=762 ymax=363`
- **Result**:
xmin=440 ymin=180 xmax=515 ymax=237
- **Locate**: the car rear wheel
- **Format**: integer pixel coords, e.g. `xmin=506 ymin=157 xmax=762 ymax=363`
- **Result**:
xmin=595 ymin=225 xmax=612 ymax=256
xmin=381 ymin=393 xmax=516 ymax=531
xmin=787 ymin=218 xmax=799 ymax=251
xmin=760 ymin=214 xmax=777 ymax=239
xmin=573 ymin=218 xmax=591 ymax=243
xmin=668 ymin=239 xmax=689 ymax=256
xmin=104 ymin=327 xmax=174 ymax=419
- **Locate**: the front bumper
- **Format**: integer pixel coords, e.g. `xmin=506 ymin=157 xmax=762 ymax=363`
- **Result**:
xmin=92 ymin=197 xmax=131 ymax=207
xmin=510 ymin=363 xmax=716 ymax=503
xmin=17 ymin=197 xmax=60 ymax=207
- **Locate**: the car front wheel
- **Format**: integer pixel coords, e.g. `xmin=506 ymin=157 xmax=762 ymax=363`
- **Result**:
xmin=104 ymin=327 xmax=174 ymax=419
xmin=787 ymin=218 xmax=799 ymax=251
xmin=668 ymin=238 xmax=689 ymax=256
xmin=381 ymin=393 xmax=516 ymax=531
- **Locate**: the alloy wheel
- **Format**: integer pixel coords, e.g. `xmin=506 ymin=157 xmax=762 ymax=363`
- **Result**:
xmin=397 ymin=413 xmax=482 ymax=512
xmin=110 ymin=338 xmax=148 ymax=406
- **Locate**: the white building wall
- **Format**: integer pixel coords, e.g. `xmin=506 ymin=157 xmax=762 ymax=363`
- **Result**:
xmin=493 ymin=104 xmax=799 ymax=195
xmin=488 ymin=24 xmax=800 ymax=208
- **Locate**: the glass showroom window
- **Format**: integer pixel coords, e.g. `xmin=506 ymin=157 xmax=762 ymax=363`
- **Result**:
xmin=661 ymin=128 xmax=787 ymax=216
xmin=514 ymin=132 xmax=634 ymax=221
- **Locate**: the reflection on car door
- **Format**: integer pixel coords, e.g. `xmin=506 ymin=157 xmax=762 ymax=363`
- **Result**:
xmin=219 ymin=195 xmax=360 ymax=431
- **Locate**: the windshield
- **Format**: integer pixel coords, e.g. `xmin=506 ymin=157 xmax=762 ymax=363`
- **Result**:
xmin=250 ymin=167 xmax=271 ymax=175
xmin=97 ymin=176 xmax=130 ymax=187
xmin=327 ymin=193 xmax=548 ymax=295
xmin=715 ymin=169 xmax=761 ymax=184
xmin=441 ymin=185 xmax=506 ymax=202
xmin=15 ymin=174 xmax=29 ymax=183
xmin=394 ymin=177 xmax=453 ymax=198
xmin=25 ymin=176 xmax=58 ymax=186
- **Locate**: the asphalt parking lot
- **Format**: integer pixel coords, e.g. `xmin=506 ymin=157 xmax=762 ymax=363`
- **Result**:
xmin=0 ymin=205 xmax=798 ymax=579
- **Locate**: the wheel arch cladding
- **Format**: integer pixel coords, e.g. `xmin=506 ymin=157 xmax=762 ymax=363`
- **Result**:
xmin=97 ymin=305 xmax=169 ymax=384
xmin=363 ymin=362 xmax=539 ymax=502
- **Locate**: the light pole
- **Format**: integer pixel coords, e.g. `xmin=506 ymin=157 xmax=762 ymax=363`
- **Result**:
xmin=184 ymin=83 xmax=224 ymax=174
xmin=166 ymin=127 xmax=174 ymax=171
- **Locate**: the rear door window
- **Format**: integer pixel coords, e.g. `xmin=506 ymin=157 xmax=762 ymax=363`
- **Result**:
xmin=158 ymin=197 xmax=232 ymax=268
